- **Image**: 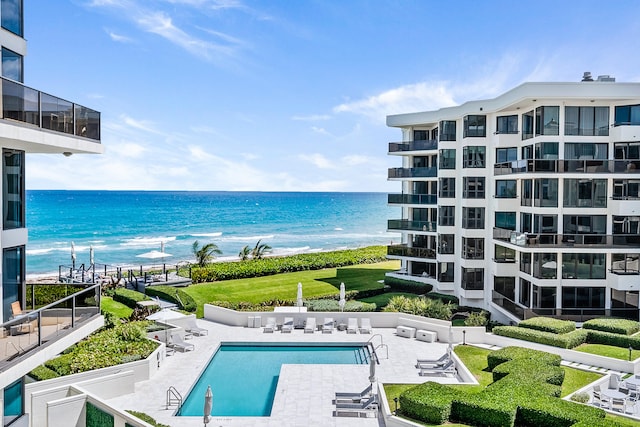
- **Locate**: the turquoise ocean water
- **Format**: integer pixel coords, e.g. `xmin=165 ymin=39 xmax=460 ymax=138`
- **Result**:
xmin=25 ymin=191 xmax=398 ymax=276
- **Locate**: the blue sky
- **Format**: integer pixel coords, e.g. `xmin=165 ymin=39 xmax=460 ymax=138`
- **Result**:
xmin=23 ymin=0 xmax=640 ymax=192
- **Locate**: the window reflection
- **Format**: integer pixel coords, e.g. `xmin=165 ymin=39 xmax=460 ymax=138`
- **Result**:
xmin=1 ymin=0 xmax=22 ymax=37
xmin=1 ymin=47 xmax=22 ymax=82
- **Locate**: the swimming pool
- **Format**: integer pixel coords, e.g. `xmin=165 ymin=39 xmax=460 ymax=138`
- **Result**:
xmin=179 ymin=343 xmax=369 ymax=417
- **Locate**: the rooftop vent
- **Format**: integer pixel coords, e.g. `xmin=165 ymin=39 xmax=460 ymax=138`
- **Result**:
xmin=581 ymin=72 xmax=593 ymax=82
xmin=597 ymin=75 xmax=616 ymax=82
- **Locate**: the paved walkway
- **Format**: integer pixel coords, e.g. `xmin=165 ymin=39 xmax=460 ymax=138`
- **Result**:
xmin=105 ymin=319 xmax=462 ymax=427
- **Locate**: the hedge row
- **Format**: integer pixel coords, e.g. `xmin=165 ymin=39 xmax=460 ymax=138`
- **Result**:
xmin=399 ymin=346 xmax=609 ymax=427
xmin=492 ymin=326 xmax=588 ymax=349
xmin=518 ymin=317 xmax=576 ymax=334
xmin=26 ymin=284 xmax=85 ymax=308
xmin=583 ymin=318 xmax=640 ymax=336
xmin=113 ymin=289 xmax=148 ymax=308
xmin=145 ymin=286 xmax=197 ymax=312
xmin=304 ymin=300 xmax=376 ymax=312
xmin=586 ymin=329 xmax=640 ymax=350
xmin=209 ymin=299 xmax=376 ymax=312
xmin=191 ymin=246 xmax=387 ymax=283
xmin=384 ymin=277 xmax=433 ymax=294
xmin=427 ymin=291 xmax=460 ymax=305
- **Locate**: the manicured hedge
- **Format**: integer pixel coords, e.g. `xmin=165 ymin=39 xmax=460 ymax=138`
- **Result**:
xmin=113 ymin=289 xmax=149 ymax=309
xmin=586 ymin=329 xmax=640 ymax=350
xmin=125 ymin=411 xmax=170 ymax=427
xmin=583 ymin=318 xmax=640 ymax=335
xmin=426 ymin=291 xmax=459 ymax=305
xmin=26 ymin=283 xmax=85 ymax=308
xmin=399 ymin=382 xmax=457 ymax=424
xmin=487 ymin=346 xmax=561 ymax=371
xmin=304 ymin=299 xmax=376 ymax=312
xmin=492 ymin=326 xmax=588 ymax=349
xmin=519 ymin=317 xmax=576 ymax=334
xmin=28 ymin=365 xmax=60 ymax=381
xmin=191 ymin=246 xmax=387 ymax=283
xmin=145 ymin=286 xmax=197 ymax=312
xmin=384 ymin=276 xmax=433 ymax=294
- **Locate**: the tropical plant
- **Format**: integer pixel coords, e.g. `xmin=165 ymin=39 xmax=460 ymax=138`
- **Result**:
xmin=192 ymin=240 xmax=222 ymax=267
xmin=239 ymin=245 xmax=251 ymax=261
xmin=251 ymin=239 xmax=272 ymax=259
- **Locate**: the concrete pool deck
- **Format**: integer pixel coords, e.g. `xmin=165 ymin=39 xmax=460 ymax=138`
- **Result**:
xmin=105 ymin=318 xmax=464 ymax=426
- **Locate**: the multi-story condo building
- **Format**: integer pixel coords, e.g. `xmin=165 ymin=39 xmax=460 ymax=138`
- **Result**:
xmin=0 ymin=2 xmax=103 ymax=425
xmin=386 ymin=74 xmax=640 ymax=325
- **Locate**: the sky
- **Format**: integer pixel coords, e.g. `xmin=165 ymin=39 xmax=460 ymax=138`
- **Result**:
xmin=22 ymin=0 xmax=640 ymax=192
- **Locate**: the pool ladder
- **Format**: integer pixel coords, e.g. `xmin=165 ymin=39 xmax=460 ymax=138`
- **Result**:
xmin=365 ymin=334 xmax=388 ymax=362
xmin=166 ymin=386 xmax=182 ymax=410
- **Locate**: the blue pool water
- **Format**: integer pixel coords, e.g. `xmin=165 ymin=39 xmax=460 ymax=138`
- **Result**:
xmin=179 ymin=343 xmax=368 ymax=417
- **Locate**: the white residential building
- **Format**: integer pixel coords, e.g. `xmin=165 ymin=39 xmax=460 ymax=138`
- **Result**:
xmin=0 ymin=2 xmax=103 ymax=425
xmin=386 ymin=74 xmax=640 ymax=325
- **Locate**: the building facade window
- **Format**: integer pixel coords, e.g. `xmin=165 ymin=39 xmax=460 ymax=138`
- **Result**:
xmin=461 ymin=267 xmax=484 ymax=290
xmin=462 ymin=207 xmax=484 ymax=229
xmin=2 ymin=246 xmax=24 ymax=322
xmin=462 ymin=146 xmax=485 ymax=168
xmin=562 ymin=253 xmax=606 ymax=279
xmin=494 ymin=276 xmax=515 ymax=300
xmin=1 ymin=47 xmax=22 ymax=82
xmin=463 ymin=177 xmax=485 ymax=198
xmin=534 ymin=142 xmax=559 ymax=160
xmin=496 ymin=180 xmax=517 ymax=198
xmin=439 ymin=120 xmax=456 ymax=141
xmin=413 ymin=130 xmax=429 ymax=141
xmin=462 ymin=237 xmax=484 ymax=260
xmin=521 ymin=180 xmax=532 ymax=206
xmin=563 ymin=179 xmax=607 ymax=208
xmin=613 ymin=180 xmax=640 ymax=200
xmin=496 ymin=115 xmax=518 ymax=134
xmin=495 ymin=211 xmax=516 ymax=230
xmin=562 ymin=287 xmax=605 ymax=309
xmin=564 ymin=143 xmax=608 ymax=160
xmin=3 ymin=149 xmax=24 ymax=229
xmin=464 ymin=115 xmax=486 ymax=137
xmin=520 ymin=252 xmax=531 ymax=275
xmin=565 ymin=106 xmax=610 ymax=136
xmin=496 ymin=147 xmax=517 ymax=163
xmin=3 ymin=378 xmax=23 ymax=426
xmin=611 ymin=253 xmax=640 ymax=274
xmin=1 ymin=0 xmax=22 ymax=37
xmin=438 ymin=149 xmax=456 ymax=169
xmin=563 ymin=215 xmax=606 ymax=236
xmin=438 ymin=206 xmax=455 ymax=227
xmin=495 ymin=245 xmax=515 ymax=262
xmin=533 ymin=178 xmax=559 ymax=207
xmin=533 ymin=285 xmax=556 ymax=309
xmin=533 ymin=253 xmax=557 ymax=279
xmin=520 ymin=279 xmax=531 ymax=307
xmin=438 ymin=234 xmax=455 ymax=254
xmin=438 ymin=177 xmax=455 ymax=198
xmin=522 ymin=110 xmax=534 ymax=140
xmin=614 ymin=104 xmax=640 ymax=126
xmin=431 ymin=127 xmax=439 ymax=140
xmin=535 ymin=106 xmax=560 ymax=136
xmin=439 ymin=262 xmax=454 ymax=282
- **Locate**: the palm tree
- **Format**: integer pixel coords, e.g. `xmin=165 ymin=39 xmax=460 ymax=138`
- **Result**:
xmin=238 ymin=245 xmax=251 ymax=261
xmin=192 ymin=240 xmax=222 ymax=267
xmin=251 ymin=239 xmax=272 ymax=259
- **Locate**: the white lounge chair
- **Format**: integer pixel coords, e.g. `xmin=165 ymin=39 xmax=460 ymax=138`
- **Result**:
xmin=418 ymin=359 xmax=456 ymax=376
xmin=304 ymin=317 xmax=316 ymax=333
xmin=415 ymin=353 xmax=449 ymax=368
xmin=322 ymin=318 xmax=334 ymax=333
xmin=359 ymin=318 xmax=372 ymax=334
xmin=185 ymin=318 xmax=208 ymax=336
xmin=169 ymin=333 xmax=194 ymax=352
xmin=335 ymin=383 xmax=373 ymax=403
xmin=334 ymin=395 xmax=378 ymax=418
xmin=282 ymin=317 xmax=294 ymax=333
xmin=263 ymin=317 xmax=277 ymax=333
xmin=346 ymin=318 xmax=358 ymax=334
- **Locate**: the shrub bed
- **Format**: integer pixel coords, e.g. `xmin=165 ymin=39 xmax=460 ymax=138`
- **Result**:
xmin=519 ymin=316 xmax=576 ymax=334
xmin=586 ymin=329 xmax=640 ymax=350
xmin=426 ymin=291 xmax=459 ymax=304
xmin=492 ymin=326 xmax=588 ymax=349
xmin=399 ymin=382 xmax=457 ymax=424
xmin=583 ymin=318 xmax=640 ymax=336
xmin=191 ymin=246 xmax=387 ymax=283
xmin=305 ymin=299 xmax=376 ymax=312
xmin=383 ymin=295 xmax=456 ymax=320
xmin=384 ymin=277 xmax=432 ymax=294
xmin=113 ymin=288 xmax=148 ymax=309
xmin=26 ymin=283 xmax=85 ymax=308
xmin=145 ymin=286 xmax=197 ymax=312
xmin=487 ymin=346 xmax=561 ymax=371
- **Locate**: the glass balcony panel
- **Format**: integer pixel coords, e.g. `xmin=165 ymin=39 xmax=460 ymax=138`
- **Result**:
xmin=41 ymin=93 xmax=74 ymax=135
xmin=75 ymin=105 xmax=101 ymax=140
xmin=2 ymin=79 xmax=39 ymax=126
xmin=388 ymin=140 xmax=437 ymax=152
xmin=387 ymin=194 xmax=437 ymax=205
xmin=388 ymin=219 xmax=437 ymax=232
xmin=388 ymin=167 xmax=437 ymax=179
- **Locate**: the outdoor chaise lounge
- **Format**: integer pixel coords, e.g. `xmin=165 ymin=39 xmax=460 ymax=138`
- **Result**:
xmin=359 ymin=318 xmax=371 ymax=334
xmin=304 ymin=317 xmax=316 ymax=333
xmin=282 ymin=317 xmax=294 ymax=333
xmin=418 ymin=359 xmax=456 ymax=376
xmin=335 ymin=384 xmax=373 ymax=403
xmin=334 ymin=395 xmax=378 ymax=418
xmin=415 ymin=353 xmax=449 ymax=368
xmin=263 ymin=317 xmax=277 ymax=333
xmin=322 ymin=317 xmax=334 ymax=333
xmin=347 ymin=318 xmax=358 ymax=334
xmin=169 ymin=333 xmax=194 ymax=352
xmin=185 ymin=318 xmax=208 ymax=336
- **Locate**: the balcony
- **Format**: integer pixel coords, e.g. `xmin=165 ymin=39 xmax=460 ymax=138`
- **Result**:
xmin=388 ymin=167 xmax=437 ymax=179
xmin=387 ymin=244 xmax=436 ymax=259
xmin=388 ymin=140 xmax=438 ymax=154
xmin=494 ymin=159 xmax=640 ymax=175
xmin=388 ymin=219 xmax=437 ymax=232
xmin=611 ymin=124 xmax=640 ymax=142
xmin=494 ymin=227 xmax=640 ymax=249
xmin=388 ymin=193 xmax=437 ymax=205
xmin=0 ymin=283 xmax=101 ymax=371
xmin=1 ymin=77 xmax=100 ymax=141
xmin=491 ymin=291 xmax=525 ymax=320
xmin=609 ymin=270 xmax=640 ymax=291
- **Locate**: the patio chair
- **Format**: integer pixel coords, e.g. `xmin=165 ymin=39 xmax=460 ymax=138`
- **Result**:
xmin=322 ymin=318 xmax=334 ymax=333
xmin=334 ymin=395 xmax=378 ymax=418
xmin=415 ymin=353 xmax=449 ymax=369
xmin=304 ymin=317 xmax=316 ymax=333
xmin=359 ymin=318 xmax=372 ymax=334
xmin=281 ymin=317 xmax=294 ymax=333
xmin=418 ymin=359 xmax=456 ymax=377
xmin=592 ymin=388 xmax=605 ymax=407
xmin=610 ymin=374 xmax=621 ymax=390
xmin=347 ymin=318 xmax=358 ymax=334
xmin=263 ymin=317 xmax=277 ymax=333
xmin=169 ymin=333 xmax=194 ymax=352
xmin=335 ymin=383 xmax=373 ymax=403
xmin=626 ymin=382 xmax=639 ymax=400
xmin=185 ymin=318 xmax=208 ymax=336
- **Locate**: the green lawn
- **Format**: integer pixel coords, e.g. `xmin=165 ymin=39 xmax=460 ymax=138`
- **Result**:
xmin=101 ymin=296 xmax=133 ymax=319
xmin=183 ymin=260 xmax=399 ymax=317
xmin=574 ymin=343 xmax=640 ymax=361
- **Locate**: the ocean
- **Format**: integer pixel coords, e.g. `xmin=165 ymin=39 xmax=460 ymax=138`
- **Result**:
xmin=25 ymin=191 xmax=399 ymax=276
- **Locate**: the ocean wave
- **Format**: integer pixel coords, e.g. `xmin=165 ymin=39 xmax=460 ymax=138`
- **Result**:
xmin=191 ymin=232 xmax=223 ymax=238
xmin=26 ymin=248 xmax=55 ymax=255
xmin=27 ymin=243 xmax=109 ymax=256
xmin=222 ymin=234 xmax=275 ymax=242
xmin=270 ymin=246 xmax=311 ymax=256
xmin=121 ymin=236 xmax=177 ymax=247
xmin=334 ymin=227 xmax=343 ymax=231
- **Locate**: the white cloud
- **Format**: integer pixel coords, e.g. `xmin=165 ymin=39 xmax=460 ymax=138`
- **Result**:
xmin=106 ymin=29 xmax=133 ymax=43
xmin=298 ymin=153 xmax=335 ymax=169
xmin=291 ymin=114 xmax=331 ymax=121
xmin=310 ymin=126 xmax=333 ymax=137
xmin=342 ymin=155 xmax=372 ymax=166
xmin=121 ymin=114 xmax=161 ymax=134
xmin=109 ymin=142 xmax=146 ymax=158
